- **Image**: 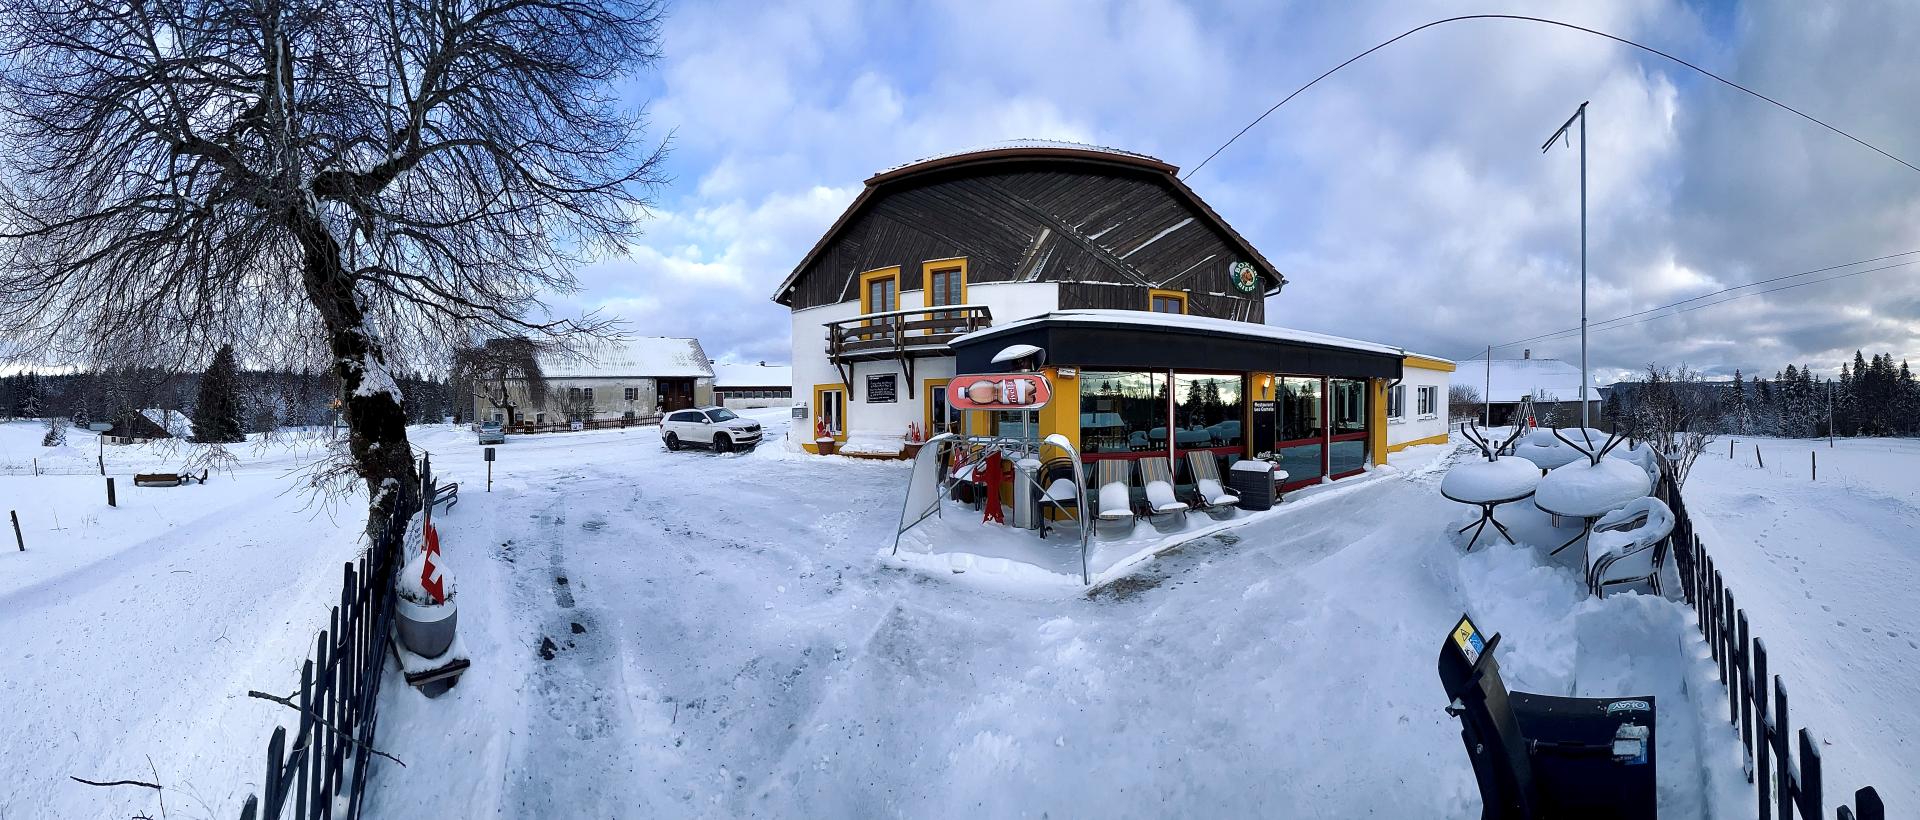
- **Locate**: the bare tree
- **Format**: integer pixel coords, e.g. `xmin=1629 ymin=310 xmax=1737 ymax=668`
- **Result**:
xmin=1627 ymin=362 xmax=1719 ymax=487
xmin=452 ymin=338 xmax=549 ymax=425
xmin=0 ymin=0 xmax=665 ymax=534
xmin=1447 ymin=383 xmax=1482 ymax=422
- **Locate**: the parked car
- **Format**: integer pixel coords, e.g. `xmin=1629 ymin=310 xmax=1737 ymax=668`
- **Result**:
xmin=476 ymin=421 xmax=506 ymax=445
xmin=662 ymin=407 xmax=762 ymax=452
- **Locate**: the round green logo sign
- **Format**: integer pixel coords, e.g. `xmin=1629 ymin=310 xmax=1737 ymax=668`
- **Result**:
xmin=1228 ymin=261 xmax=1259 ymax=293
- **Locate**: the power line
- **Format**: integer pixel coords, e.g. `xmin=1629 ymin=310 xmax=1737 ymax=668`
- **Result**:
xmin=1484 ymin=249 xmax=1920 ymax=351
xmin=1458 ymin=254 xmax=1920 ymax=360
xmin=1185 ymin=14 xmax=1920 ymax=181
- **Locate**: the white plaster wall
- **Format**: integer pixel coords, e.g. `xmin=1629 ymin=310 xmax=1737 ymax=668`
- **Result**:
xmin=786 ymin=281 xmax=1060 ymax=445
xmin=1387 ymin=363 xmax=1453 ymax=447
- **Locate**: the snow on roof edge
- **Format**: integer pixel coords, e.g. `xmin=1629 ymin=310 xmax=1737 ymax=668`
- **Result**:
xmin=876 ymin=139 xmax=1168 ymax=176
xmin=952 ymin=310 xmax=1405 ymax=358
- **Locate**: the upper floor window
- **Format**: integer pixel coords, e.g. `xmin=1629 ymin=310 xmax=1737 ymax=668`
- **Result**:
xmin=1149 ymin=289 xmax=1187 ymax=314
xmin=860 ymin=267 xmax=900 ymax=325
xmin=926 ymin=260 xmax=965 ymax=308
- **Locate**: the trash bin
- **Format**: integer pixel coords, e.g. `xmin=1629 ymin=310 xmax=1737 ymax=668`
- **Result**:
xmin=1012 ymin=457 xmax=1041 ymax=529
xmin=1229 ymin=460 xmax=1279 ymax=510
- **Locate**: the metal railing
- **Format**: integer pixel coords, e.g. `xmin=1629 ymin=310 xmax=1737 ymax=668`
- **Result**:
xmin=1661 ymin=470 xmax=1886 ymax=820
xmin=237 ymin=455 xmax=433 ymax=820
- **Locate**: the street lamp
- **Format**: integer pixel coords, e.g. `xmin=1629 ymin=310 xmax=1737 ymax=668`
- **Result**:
xmin=1542 ymin=101 xmax=1590 ymax=428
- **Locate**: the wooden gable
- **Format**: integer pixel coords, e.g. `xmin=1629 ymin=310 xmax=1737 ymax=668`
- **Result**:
xmin=774 ymin=147 xmax=1283 ymax=322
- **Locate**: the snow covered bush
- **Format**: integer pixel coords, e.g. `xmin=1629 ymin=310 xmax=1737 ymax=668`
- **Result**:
xmin=40 ymin=415 xmax=64 ymax=446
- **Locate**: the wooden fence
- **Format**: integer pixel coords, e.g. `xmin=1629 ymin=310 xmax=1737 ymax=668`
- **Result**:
xmin=237 ymin=457 xmax=429 ymax=820
xmin=1661 ymin=471 xmax=1886 ymax=820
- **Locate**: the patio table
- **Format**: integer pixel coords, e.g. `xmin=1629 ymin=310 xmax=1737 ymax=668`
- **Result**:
xmin=1440 ymin=457 xmax=1541 ymax=549
xmin=1532 ymin=458 xmax=1651 ymax=555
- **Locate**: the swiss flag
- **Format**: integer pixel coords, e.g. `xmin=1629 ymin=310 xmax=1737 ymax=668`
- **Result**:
xmin=420 ymin=522 xmax=446 ymax=603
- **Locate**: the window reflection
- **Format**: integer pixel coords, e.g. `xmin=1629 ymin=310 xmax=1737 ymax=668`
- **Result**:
xmin=1279 ymin=377 xmax=1322 ymax=441
xmin=1078 ymin=370 xmax=1170 ymax=454
xmin=1330 ymin=379 xmax=1367 ymax=436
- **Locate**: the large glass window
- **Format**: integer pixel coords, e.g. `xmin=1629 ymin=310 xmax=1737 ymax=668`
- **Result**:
xmin=1175 ymin=372 xmax=1244 ymax=483
xmin=1078 ymin=370 xmax=1171 ymax=454
xmin=1330 ymin=379 xmax=1366 ymax=436
xmin=1276 ymin=377 xmax=1325 ymax=485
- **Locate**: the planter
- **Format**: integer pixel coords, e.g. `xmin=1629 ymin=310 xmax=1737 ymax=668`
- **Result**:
xmin=396 ymin=595 xmax=459 ymax=659
xmin=902 ymin=442 xmax=923 ymax=459
xmin=815 ymin=437 xmax=837 ymax=456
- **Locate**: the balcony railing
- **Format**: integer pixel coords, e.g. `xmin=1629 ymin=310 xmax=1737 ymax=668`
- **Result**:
xmin=824 ymin=304 xmax=992 ymax=363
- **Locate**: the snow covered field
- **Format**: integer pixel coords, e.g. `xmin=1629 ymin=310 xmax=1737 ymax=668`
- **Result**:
xmin=0 ymin=423 xmax=375 ymax=818
xmin=1683 ymin=437 xmax=1920 ymax=810
xmin=14 ymin=414 xmax=1903 ymax=818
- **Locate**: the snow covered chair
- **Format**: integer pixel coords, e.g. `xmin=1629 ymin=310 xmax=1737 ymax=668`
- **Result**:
xmin=1185 ymin=450 xmax=1240 ymax=517
xmin=1094 ymin=459 xmax=1137 ymax=533
xmin=1138 ymin=456 xmax=1191 ymax=525
xmin=1585 ymin=496 xmax=1676 ymax=597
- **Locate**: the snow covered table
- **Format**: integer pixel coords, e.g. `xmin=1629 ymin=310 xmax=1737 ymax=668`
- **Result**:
xmin=1533 ymin=457 xmax=1652 ymax=556
xmin=1440 ymin=457 xmax=1541 ymax=549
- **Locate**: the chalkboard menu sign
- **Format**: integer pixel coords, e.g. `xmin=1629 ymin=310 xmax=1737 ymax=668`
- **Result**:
xmin=1251 ymin=399 xmax=1276 ymax=456
xmin=866 ymin=373 xmax=898 ymax=403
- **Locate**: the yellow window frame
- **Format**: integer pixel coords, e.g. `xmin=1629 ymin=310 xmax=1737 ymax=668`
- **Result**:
xmin=858 ymin=266 xmax=901 ymax=328
xmin=1148 ymin=288 xmax=1188 ymax=314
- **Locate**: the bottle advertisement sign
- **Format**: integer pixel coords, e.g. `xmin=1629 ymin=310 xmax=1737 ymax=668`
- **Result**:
xmin=948 ymin=373 xmax=1051 ymax=411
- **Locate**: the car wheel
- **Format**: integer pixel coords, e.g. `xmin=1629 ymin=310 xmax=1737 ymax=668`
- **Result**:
xmin=664 ymin=432 xmax=679 ymax=451
xmin=713 ymin=434 xmax=730 ymax=453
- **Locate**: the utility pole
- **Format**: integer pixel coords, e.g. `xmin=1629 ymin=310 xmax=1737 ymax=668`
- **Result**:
xmin=1543 ymin=101 xmax=1591 ymax=428
xmin=1484 ymin=346 xmax=1492 ymax=428
xmin=1827 ymin=378 xmax=1834 ymax=447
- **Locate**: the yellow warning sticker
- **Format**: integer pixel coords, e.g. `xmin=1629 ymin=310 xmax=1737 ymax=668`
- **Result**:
xmin=1452 ymin=616 xmax=1484 ymax=664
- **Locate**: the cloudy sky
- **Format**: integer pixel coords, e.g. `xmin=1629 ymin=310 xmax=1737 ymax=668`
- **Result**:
xmin=561 ymin=0 xmax=1920 ymax=383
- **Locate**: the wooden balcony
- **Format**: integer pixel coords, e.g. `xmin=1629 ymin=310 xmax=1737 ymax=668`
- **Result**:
xmin=823 ymin=305 xmax=992 ymax=400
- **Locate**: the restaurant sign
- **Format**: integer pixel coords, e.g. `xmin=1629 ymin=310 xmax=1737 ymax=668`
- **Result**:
xmin=949 ymin=373 xmax=1051 ymax=411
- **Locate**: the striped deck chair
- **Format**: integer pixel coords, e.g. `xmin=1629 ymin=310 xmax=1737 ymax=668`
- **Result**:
xmin=1184 ymin=451 xmax=1240 ymax=513
xmin=1094 ymin=459 xmax=1137 ymax=530
xmin=1137 ymin=456 xmax=1190 ymax=524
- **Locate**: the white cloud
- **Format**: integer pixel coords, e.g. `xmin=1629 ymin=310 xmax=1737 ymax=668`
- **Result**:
xmin=568 ymin=0 xmax=1920 ymax=379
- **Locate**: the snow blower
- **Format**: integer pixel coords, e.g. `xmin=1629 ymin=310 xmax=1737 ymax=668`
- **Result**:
xmin=1438 ymin=613 xmax=1658 ymax=819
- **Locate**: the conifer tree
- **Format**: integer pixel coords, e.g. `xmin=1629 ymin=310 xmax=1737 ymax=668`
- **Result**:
xmin=192 ymin=344 xmax=246 ymax=443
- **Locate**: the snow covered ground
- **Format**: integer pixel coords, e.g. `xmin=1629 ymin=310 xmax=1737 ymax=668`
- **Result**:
xmin=1683 ymin=437 xmax=1920 ymax=810
xmin=0 ymin=422 xmax=380 ymax=819
xmin=359 ymin=415 xmax=1754 ymax=819
xmin=17 ymin=414 xmax=1888 ymax=818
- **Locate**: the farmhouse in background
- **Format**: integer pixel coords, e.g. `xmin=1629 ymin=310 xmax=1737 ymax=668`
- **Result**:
xmin=104 ymin=408 xmax=193 ymax=445
xmin=712 ymin=361 xmax=794 ymax=410
xmin=472 ymin=336 xmax=715 ymax=427
xmin=1457 ymin=351 xmax=1604 ymax=427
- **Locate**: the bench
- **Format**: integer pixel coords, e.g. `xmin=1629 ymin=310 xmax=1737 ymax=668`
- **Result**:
xmin=133 ymin=470 xmax=208 ymax=487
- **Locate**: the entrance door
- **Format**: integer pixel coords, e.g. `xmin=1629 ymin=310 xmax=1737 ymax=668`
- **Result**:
xmin=658 ymin=378 xmax=695 ymax=412
xmin=1275 ymin=376 xmax=1326 ymax=491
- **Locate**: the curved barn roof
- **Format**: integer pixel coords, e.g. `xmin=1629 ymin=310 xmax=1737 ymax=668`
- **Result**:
xmin=772 ymin=141 xmax=1285 ymax=305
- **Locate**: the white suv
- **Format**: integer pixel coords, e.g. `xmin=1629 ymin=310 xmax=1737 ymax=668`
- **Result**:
xmin=662 ymin=407 xmax=762 ymax=452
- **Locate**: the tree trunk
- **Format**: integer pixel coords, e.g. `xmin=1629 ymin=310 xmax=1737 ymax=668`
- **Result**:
xmin=287 ymin=202 xmax=421 ymax=540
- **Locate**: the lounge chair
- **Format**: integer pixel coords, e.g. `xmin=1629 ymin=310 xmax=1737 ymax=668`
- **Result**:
xmin=1137 ymin=456 xmax=1191 ymax=525
xmin=1094 ymin=459 xmax=1137 ymax=532
xmin=1586 ymin=496 xmax=1675 ymax=597
xmin=1184 ymin=451 xmax=1240 ymax=514
xmin=1036 ymin=457 xmax=1082 ymax=539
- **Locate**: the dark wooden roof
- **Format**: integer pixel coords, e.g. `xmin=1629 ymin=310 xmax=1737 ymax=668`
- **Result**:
xmin=771 ymin=144 xmax=1286 ymax=307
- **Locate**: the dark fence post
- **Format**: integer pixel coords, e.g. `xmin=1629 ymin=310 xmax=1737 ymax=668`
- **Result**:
xmin=1737 ymin=611 xmax=1754 ymax=771
xmin=1756 ymin=444 xmax=1764 ymax=468
xmin=263 ymin=726 xmax=285 ymax=820
xmin=11 ymin=510 xmax=21 ymax=551
xmin=1797 ymin=728 xmax=1822 ymax=817
xmin=106 ymin=477 xmax=116 ymax=507
xmin=1754 ymin=638 xmax=1771 ymax=820
xmin=1775 ymin=678 xmax=1791 ymax=820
